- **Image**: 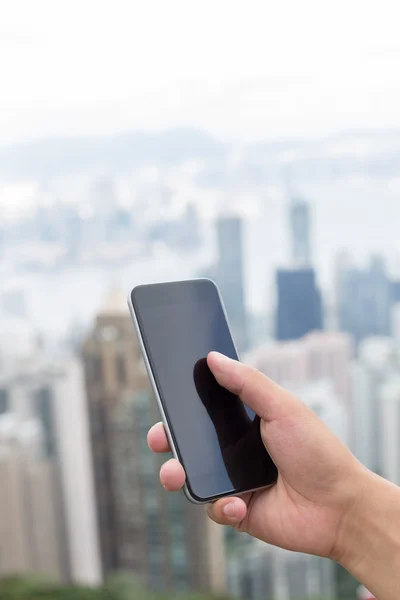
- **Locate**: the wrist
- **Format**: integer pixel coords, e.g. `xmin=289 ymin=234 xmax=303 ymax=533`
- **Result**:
xmin=331 ymin=463 xmax=373 ymax=568
xmin=334 ymin=467 xmax=400 ymax=598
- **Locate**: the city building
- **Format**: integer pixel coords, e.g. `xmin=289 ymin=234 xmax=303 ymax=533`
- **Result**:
xmin=275 ymin=267 xmax=323 ymax=341
xmin=352 ymin=337 xmax=400 ymax=474
xmin=110 ymin=391 xmax=225 ymax=593
xmin=337 ymin=256 xmax=391 ymax=346
xmin=380 ymin=375 xmax=400 ymax=485
xmin=228 ymin=539 xmax=335 ymax=600
xmin=206 ymin=215 xmax=248 ymax=352
xmin=391 ymin=278 xmax=400 ymax=304
xmin=246 ymin=331 xmax=353 ymax=408
xmin=0 ymin=356 xmax=101 ymax=585
xmin=392 ymin=302 xmax=400 ymax=341
xmin=82 ymin=290 xmax=226 ymax=593
xmin=289 ymin=197 xmax=311 ymax=267
xmin=0 ymin=287 xmax=27 ymax=319
xmin=0 ymin=415 xmax=63 ymax=579
xmin=275 ymin=197 xmax=322 ymax=341
xmin=245 ymin=332 xmax=353 ymax=447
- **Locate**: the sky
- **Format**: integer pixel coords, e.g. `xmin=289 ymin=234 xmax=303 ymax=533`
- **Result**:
xmin=1 ymin=0 xmax=400 ymax=144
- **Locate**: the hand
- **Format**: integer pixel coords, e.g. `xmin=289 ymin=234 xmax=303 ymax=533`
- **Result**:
xmin=193 ymin=357 xmax=277 ymax=490
xmin=148 ymin=351 xmax=365 ymax=560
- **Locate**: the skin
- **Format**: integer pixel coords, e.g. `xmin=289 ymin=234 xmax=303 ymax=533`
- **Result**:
xmin=148 ymin=351 xmax=400 ymax=600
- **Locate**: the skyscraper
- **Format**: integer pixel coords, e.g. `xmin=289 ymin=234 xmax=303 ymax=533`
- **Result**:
xmin=0 ymin=358 xmax=101 ymax=585
xmin=275 ymin=268 xmax=323 ymax=341
xmin=380 ymin=376 xmax=400 ymax=485
xmin=391 ymin=279 xmax=400 ymax=304
xmin=275 ymin=198 xmax=322 ymax=341
xmin=214 ymin=215 xmax=248 ymax=351
xmin=110 ymin=391 xmax=226 ymax=593
xmin=352 ymin=337 xmax=400 ymax=474
xmin=289 ymin=197 xmax=311 ymax=267
xmin=0 ymin=415 xmax=63 ymax=579
xmin=82 ymin=291 xmax=226 ymax=593
xmin=337 ymin=256 xmax=391 ymax=345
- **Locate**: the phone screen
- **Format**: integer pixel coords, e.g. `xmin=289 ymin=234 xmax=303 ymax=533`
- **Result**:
xmin=132 ymin=279 xmax=277 ymax=502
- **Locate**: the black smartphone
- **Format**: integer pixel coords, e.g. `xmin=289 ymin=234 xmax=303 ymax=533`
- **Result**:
xmin=128 ymin=279 xmax=278 ymax=503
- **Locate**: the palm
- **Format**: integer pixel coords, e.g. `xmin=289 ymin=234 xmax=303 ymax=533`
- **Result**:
xmin=240 ymin=476 xmax=341 ymax=558
xmin=229 ymin=397 xmax=360 ymax=559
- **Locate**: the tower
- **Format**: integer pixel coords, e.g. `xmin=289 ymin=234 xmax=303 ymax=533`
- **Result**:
xmin=275 ymin=197 xmax=322 ymax=341
xmin=290 ymin=197 xmax=311 ymax=267
xmin=214 ymin=215 xmax=248 ymax=352
xmin=82 ymin=291 xmax=226 ymax=592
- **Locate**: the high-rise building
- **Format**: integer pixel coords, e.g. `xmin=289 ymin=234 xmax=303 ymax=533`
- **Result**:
xmin=110 ymin=392 xmax=225 ymax=593
xmin=246 ymin=332 xmax=353 ymax=408
xmin=214 ymin=215 xmax=248 ymax=352
xmin=337 ymin=256 xmax=391 ymax=346
xmin=275 ymin=197 xmax=322 ymax=341
xmin=82 ymin=290 xmax=140 ymax=575
xmin=0 ymin=415 xmax=63 ymax=579
xmin=391 ymin=279 xmax=400 ymax=304
xmin=289 ymin=197 xmax=311 ymax=267
xmin=275 ymin=268 xmax=323 ymax=341
xmin=0 ymin=357 xmax=101 ymax=585
xmin=380 ymin=376 xmax=400 ymax=485
xmin=228 ymin=539 xmax=335 ymax=600
xmin=352 ymin=337 xmax=400 ymax=473
xmin=82 ymin=291 xmax=226 ymax=593
xmin=392 ymin=303 xmax=400 ymax=342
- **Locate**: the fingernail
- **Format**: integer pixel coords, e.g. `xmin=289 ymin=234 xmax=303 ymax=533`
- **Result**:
xmin=223 ymin=502 xmax=236 ymax=518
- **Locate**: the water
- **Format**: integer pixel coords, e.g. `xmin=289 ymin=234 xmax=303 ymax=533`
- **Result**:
xmin=2 ymin=177 xmax=400 ymax=338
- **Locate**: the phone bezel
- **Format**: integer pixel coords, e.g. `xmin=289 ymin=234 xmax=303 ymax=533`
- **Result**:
xmin=127 ymin=278 xmax=275 ymax=504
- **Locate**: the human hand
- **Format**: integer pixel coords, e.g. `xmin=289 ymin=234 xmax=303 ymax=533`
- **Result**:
xmin=148 ymin=351 xmax=365 ymax=561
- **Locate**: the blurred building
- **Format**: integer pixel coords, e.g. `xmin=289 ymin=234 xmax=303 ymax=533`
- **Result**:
xmin=391 ymin=278 xmax=400 ymax=304
xmin=212 ymin=215 xmax=248 ymax=352
xmin=380 ymin=375 xmax=400 ymax=485
xmin=352 ymin=337 xmax=400 ymax=474
xmin=275 ymin=197 xmax=322 ymax=341
xmin=228 ymin=539 xmax=335 ymax=600
xmin=0 ymin=357 xmax=101 ymax=585
xmin=0 ymin=415 xmax=63 ymax=579
xmin=289 ymin=197 xmax=311 ymax=267
xmin=82 ymin=291 xmax=226 ymax=593
xmin=246 ymin=331 xmax=353 ymax=408
xmin=337 ymin=256 xmax=391 ymax=346
xmin=0 ymin=287 xmax=27 ymax=319
xmin=275 ymin=267 xmax=323 ymax=341
xmin=392 ymin=302 xmax=400 ymax=342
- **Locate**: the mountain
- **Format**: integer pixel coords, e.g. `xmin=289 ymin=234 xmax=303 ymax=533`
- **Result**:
xmin=0 ymin=127 xmax=227 ymax=180
xmin=1 ymin=126 xmax=400 ymax=182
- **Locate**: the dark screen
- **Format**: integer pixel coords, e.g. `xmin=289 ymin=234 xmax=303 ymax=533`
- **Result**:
xmin=132 ymin=279 xmax=277 ymax=501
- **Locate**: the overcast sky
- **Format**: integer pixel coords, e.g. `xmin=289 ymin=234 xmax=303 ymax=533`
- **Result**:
xmin=1 ymin=0 xmax=400 ymax=145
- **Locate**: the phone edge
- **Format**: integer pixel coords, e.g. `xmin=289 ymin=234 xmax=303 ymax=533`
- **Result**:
xmin=127 ymin=288 xmax=207 ymax=505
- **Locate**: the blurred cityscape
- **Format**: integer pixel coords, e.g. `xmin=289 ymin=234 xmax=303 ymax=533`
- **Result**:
xmin=2 ymin=125 xmax=400 ymax=600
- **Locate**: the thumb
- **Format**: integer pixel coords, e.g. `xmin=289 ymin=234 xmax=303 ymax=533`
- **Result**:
xmin=207 ymin=351 xmax=304 ymax=422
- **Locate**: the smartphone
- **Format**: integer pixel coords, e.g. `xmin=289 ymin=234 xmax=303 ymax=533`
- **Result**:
xmin=128 ymin=278 xmax=278 ymax=504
